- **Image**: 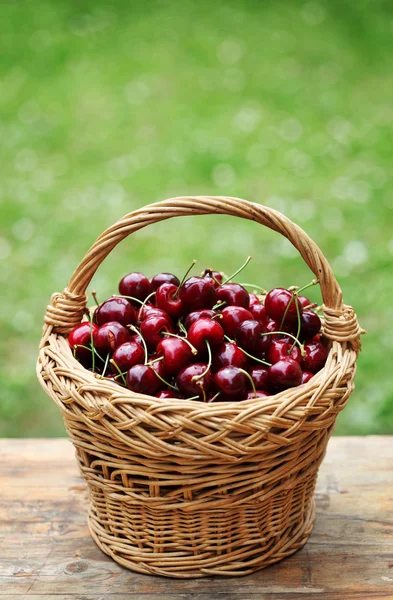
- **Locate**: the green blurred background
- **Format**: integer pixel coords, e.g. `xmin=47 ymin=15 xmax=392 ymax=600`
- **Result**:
xmin=1 ymin=0 xmax=392 ymax=437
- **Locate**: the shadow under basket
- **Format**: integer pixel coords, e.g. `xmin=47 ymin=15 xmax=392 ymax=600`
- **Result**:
xmin=37 ymin=196 xmax=363 ymax=578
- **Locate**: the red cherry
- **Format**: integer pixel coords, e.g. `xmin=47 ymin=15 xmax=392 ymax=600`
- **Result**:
xmin=68 ymin=322 xmax=99 ymax=360
xmin=269 ymin=358 xmax=302 ymax=389
xmin=264 ymin=318 xmax=281 ymax=334
xmin=95 ymin=297 xmax=136 ymax=327
xmin=176 ymin=363 xmax=213 ymax=399
xmin=119 ymin=272 xmax=150 ymax=303
xmin=187 ymin=318 xmax=224 ymax=352
xmin=156 ymin=389 xmax=181 ymax=399
xmin=249 ymin=293 xmax=261 ymax=306
xmin=216 ymin=283 xmax=249 ymax=308
xmin=155 ymin=283 xmax=184 ymax=319
xmin=249 ymin=365 xmax=270 ymax=391
xmin=220 ymin=306 xmax=254 ymax=337
xmin=184 ymin=309 xmax=216 ymax=330
xmin=149 ymin=354 xmax=167 ymax=388
xmin=265 ymin=288 xmax=303 ymax=324
xmin=298 ymin=295 xmax=312 ymax=309
xmin=249 ymin=303 xmax=267 ymax=326
xmin=130 ymin=333 xmax=144 ymax=347
xmin=214 ymin=366 xmax=247 ymax=398
xmin=156 ymin=338 xmax=194 ymax=376
xmin=150 ymin=273 xmax=180 ymax=293
xmin=268 ymin=339 xmax=301 ymax=364
xmin=95 ymin=322 xmax=130 ymax=352
xmin=301 ymin=371 xmax=314 ymax=384
xmin=301 ymin=341 xmax=328 ymax=373
xmin=235 ymin=319 xmax=263 ymax=354
xmin=213 ymin=342 xmax=248 ymax=371
xmin=126 ymin=364 xmax=159 ymax=395
xmin=138 ymin=304 xmax=170 ymax=323
xmin=203 ymin=269 xmax=223 ymax=288
xmin=110 ymin=341 xmax=145 ymax=373
xmin=179 ymin=276 xmax=217 ymax=311
xmin=246 ymin=389 xmax=270 ymax=399
xmin=300 ymin=310 xmax=321 ymax=339
xmin=140 ymin=315 xmax=173 ymax=350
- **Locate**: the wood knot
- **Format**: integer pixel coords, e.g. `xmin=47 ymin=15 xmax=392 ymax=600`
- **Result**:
xmin=64 ymin=560 xmax=89 ymax=574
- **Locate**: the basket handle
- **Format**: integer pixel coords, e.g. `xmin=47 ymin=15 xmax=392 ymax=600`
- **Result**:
xmin=42 ymin=196 xmax=363 ymax=349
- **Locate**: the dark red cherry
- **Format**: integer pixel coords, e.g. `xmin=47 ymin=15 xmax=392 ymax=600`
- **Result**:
xmin=68 ymin=322 xmax=99 ymax=360
xmin=301 ymin=341 xmax=328 ymax=373
xmin=202 ymin=269 xmax=223 ymax=288
xmin=249 ymin=365 xmax=270 ymax=391
xmin=155 ymin=283 xmax=184 ymax=319
xmin=213 ymin=342 xmax=248 ymax=371
xmin=95 ymin=297 xmax=136 ymax=327
xmin=249 ymin=293 xmax=261 ymax=306
xmin=149 ymin=354 xmax=167 ymax=388
xmin=249 ymin=303 xmax=267 ymax=326
xmin=265 ymin=288 xmax=303 ymax=324
xmin=156 ymin=338 xmax=194 ymax=376
xmin=220 ymin=306 xmax=254 ymax=337
xmin=187 ymin=318 xmax=224 ymax=353
xmin=140 ymin=315 xmax=173 ymax=350
xmin=301 ymin=371 xmax=314 ymax=384
xmin=150 ymin=273 xmax=180 ymax=293
xmin=235 ymin=319 xmax=263 ymax=354
xmin=130 ymin=333 xmax=144 ymax=347
xmin=216 ymin=283 xmax=249 ymax=308
xmin=269 ymin=358 xmax=302 ymax=388
xmin=214 ymin=366 xmax=247 ymax=398
xmin=119 ymin=272 xmax=150 ymax=303
xmin=268 ymin=339 xmax=301 ymax=364
xmin=110 ymin=341 xmax=145 ymax=373
xmin=184 ymin=309 xmax=216 ymax=330
xmin=264 ymin=318 xmax=281 ymax=334
xmin=300 ymin=310 xmax=321 ymax=339
xmin=156 ymin=389 xmax=180 ymax=399
xmin=298 ymin=295 xmax=317 ymax=310
xmin=179 ymin=276 xmax=217 ymax=311
xmin=138 ymin=304 xmax=170 ymax=323
xmin=176 ymin=363 xmax=213 ymax=399
xmin=246 ymin=389 xmax=270 ymax=399
xmin=95 ymin=321 xmax=130 ymax=352
xmin=126 ymin=364 xmax=159 ymax=395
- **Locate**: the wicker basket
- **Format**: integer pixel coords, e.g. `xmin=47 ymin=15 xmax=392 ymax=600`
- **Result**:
xmin=37 ymin=196 xmax=363 ymax=578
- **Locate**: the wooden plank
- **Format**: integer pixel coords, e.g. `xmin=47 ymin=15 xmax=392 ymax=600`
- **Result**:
xmin=0 ymin=437 xmax=392 ymax=598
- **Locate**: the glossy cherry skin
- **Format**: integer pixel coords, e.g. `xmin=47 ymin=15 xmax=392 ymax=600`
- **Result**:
xmin=150 ymin=272 xmax=180 ymax=293
xmin=110 ymin=341 xmax=145 ymax=374
xmin=235 ymin=319 xmax=263 ymax=354
xmin=140 ymin=315 xmax=173 ymax=350
xmin=216 ymin=283 xmax=249 ymax=308
xmin=155 ymin=283 xmax=184 ymax=319
xmin=203 ymin=269 xmax=223 ymax=288
xmin=179 ymin=276 xmax=216 ymax=311
xmin=246 ymin=389 xmax=270 ymax=399
xmin=249 ymin=293 xmax=261 ymax=306
xmin=156 ymin=389 xmax=180 ymax=399
xmin=249 ymin=365 xmax=270 ymax=391
xmin=214 ymin=366 xmax=247 ymax=398
xmin=68 ymin=322 xmax=99 ymax=360
xmin=95 ymin=322 xmax=130 ymax=352
xmin=212 ymin=342 xmax=248 ymax=371
xmin=301 ymin=371 xmax=314 ymax=384
xmin=269 ymin=358 xmax=302 ymax=388
xmin=95 ymin=297 xmax=136 ymax=327
xmin=188 ymin=318 xmax=224 ymax=352
xmin=156 ymin=338 xmax=194 ymax=376
xmin=119 ymin=272 xmax=150 ymax=303
xmin=220 ymin=306 xmax=254 ymax=338
xmin=300 ymin=310 xmax=321 ymax=339
xmin=130 ymin=333 xmax=144 ymax=347
xmin=298 ymin=295 xmax=317 ymax=310
xmin=138 ymin=304 xmax=170 ymax=323
xmin=249 ymin=302 xmax=267 ymax=326
xmin=126 ymin=364 xmax=159 ymax=395
xmin=268 ymin=339 xmax=301 ymax=364
xmin=148 ymin=354 xmax=167 ymax=388
xmin=301 ymin=341 xmax=328 ymax=373
xmin=264 ymin=288 xmax=303 ymax=324
xmin=176 ymin=363 xmax=213 ymax=399
xmin=184 ymin=309 xmax=216 ymax=330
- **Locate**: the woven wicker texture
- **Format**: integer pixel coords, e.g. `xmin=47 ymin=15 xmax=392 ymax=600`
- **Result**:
xmin=37 ymin=196 xmax=362 ymax=578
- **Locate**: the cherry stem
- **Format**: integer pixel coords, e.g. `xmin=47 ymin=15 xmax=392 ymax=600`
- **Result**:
xmin=146 ymin=356 xmax=164 ymax=365
xmin=297 ymin=278 xmax=319 ymax=295
xmin=238 ymin=283 xmax=267 ymax=293
xmin=211 ymin=313 xmax=223 ymax=320
xmin=153 ymin=370 xmax=178 ymax=390
xmin=279 ymin=278 xmax=319 ymax=330
xmin=213 ymin=300 xmax=227 ymax=310
xmin=87 ymin=314 xmax=96 ymax=372
xmin=185 ymin=395 xmax=200 ymax=401
xmin=128 ymin=324 xmax=148 ymax=364
xmin=74 ymin=344 xmax=105 ymax=362
xmin=91 ymin=290 xmax=99 ymax=306
xmin=221 ymin=256 xmax=252 ymax=285
xmin=162 ymin=331 xmax=198 ymax=355
xmin=208 ymin=391 xmax=221 ymax=403
xmin=261 ymin=331 xmax=305 ymax=355
xmin=140 ymin=291 xmax=157 ymax=311
xmin=192 ymin=340 xmax=212 ymax=382
xmin=202 ymin=268 xmax=222 ymax=285
xmin=101 ymin=352 xmax=110 ymax=378
xmin=238 ymin=368 xmax=257 ymax=398
xmin=116 ymin=295 xmax=145 ymax=305
xmin=110 ymin=360 xmax=127 ymax=385
xmin=177 ymin=319 xmax=187 ymax=335
xmin=174 ymin=259 xmax=197 ymax=298
xmin=289 ymin=297 xmax=302 ymax=354
xmin=223 ymin=335 xmax=272 ymax=366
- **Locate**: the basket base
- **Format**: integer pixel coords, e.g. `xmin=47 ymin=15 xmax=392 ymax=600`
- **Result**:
xmin=87 ymin=499 xmax=315 ymax=579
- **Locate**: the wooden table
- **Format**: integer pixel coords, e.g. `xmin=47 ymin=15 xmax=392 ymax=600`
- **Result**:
xmin=1 ymin=437 xmax=392 ymax=599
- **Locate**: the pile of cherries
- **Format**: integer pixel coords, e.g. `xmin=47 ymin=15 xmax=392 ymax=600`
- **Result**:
xmin=68 ymin=260 xmax=328 ymax=402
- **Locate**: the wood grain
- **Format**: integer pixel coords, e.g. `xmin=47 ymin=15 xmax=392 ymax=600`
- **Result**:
xmin=1 ymin=437 xmax=392 ymax=598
